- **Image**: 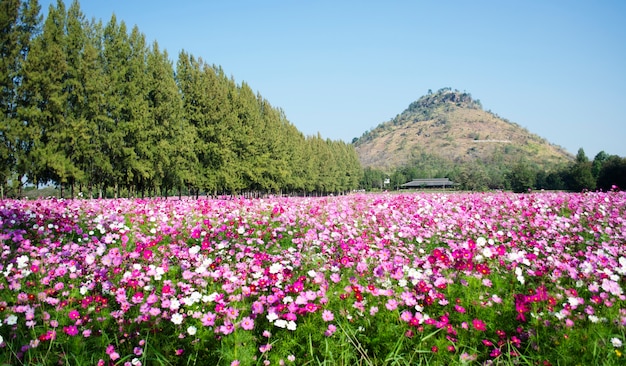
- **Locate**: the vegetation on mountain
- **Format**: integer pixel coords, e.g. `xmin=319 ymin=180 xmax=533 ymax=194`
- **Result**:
xmin=355 ymin=88 xmax=626 ymax=192
xmin=0 ymin=0 xmax=361 ymax=198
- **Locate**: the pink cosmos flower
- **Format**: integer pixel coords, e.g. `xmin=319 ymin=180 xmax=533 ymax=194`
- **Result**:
xmin=63 ymin=325 xmax=78 ymax=336
xmin=225 ymin=307 xmax=239 ymax=320
xmin=201 ymin=312 xmax=216 ymax=326
xmin=324 ymin=324 xmax=337 ymax=337
xmin=240 ymin=316 xmax=254 ymax=330
xmin=251 ymin=301 xmax=264 ymax=314
xmin=400 ymin=310 xmax=412 ymax=322
xmin=385 ymin=299 xmax=398 ymax=311
xmin=472 ymin=319 xmax=487 ymax=331
xmin=68 ymin=309 xmax=80 ymax=320
xmin=219 ymin=322 xmax=235 ymax=335
xmin=322 ymin=310 xmax=334 ymax=322
xmin=106 ymin=345 xmax=120 ymax=361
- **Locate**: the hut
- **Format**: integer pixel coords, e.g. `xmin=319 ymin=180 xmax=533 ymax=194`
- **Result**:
xmin=400 ymin=178 xmax=457 ymax=189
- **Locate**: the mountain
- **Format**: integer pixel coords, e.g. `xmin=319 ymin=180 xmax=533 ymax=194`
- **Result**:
xmin=353 ymin=88 xmax=573 ymax=171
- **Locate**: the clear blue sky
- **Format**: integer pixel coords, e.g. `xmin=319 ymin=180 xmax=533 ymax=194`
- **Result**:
xmin=42 ymin=0 xmax=626 ymax=158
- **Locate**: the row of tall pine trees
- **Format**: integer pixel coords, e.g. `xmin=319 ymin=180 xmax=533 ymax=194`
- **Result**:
xmin=1 ymin=0 xmax=362 ymax=198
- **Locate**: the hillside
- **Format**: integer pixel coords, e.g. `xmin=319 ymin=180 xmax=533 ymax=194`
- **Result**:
xmin=354 ymin=88 xmax=573 ymax=171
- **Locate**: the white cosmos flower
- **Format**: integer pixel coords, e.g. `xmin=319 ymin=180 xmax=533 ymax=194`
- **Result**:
xmin=286 ymin=321 xmax=297 ymax=331
xmin=169 ymin=298 xmax=180 ymax=311
xmin=16 ymin=255 xmax=29 ymax=269
xmin=269 ymin=263 xmax=283 ymax=274
xmin=274 ymin=319 xmax=287 ymax=328
xmin=611 ymin=337 xmax=623 ymax=348
xmin=568 ymin=297 xmax=580 ymax=307
xmin=171 ymin=313 xmax=183 ymax=325
xmin=6 ymin=314 xmax=18 ymax=325
xmin=187 ymin=326 xmax=197 ymax=336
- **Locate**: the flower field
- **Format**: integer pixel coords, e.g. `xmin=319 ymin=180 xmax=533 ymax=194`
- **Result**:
xmin=1 ymin=191 xmax=625 ymax=365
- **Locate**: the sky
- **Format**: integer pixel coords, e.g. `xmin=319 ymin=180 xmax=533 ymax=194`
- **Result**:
xmin=41 ymin=0 xmax=626 ymax=158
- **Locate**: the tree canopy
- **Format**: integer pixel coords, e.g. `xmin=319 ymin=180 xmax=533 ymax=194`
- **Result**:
xmin=1 ymin=0 xmax=362 ymax=198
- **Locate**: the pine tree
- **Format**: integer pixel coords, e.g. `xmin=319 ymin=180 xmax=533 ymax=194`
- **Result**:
xmin=147 ymin=41 xmax=198 ymax=197
xmin=101 ymin=15 xmax=132 ymax=197
xmin=78 ymin=19 xmax=110 ymax=197
xmin=18 ymin=0 xmax=73 ymax=190
xmin=1 ymin=0 xmax=41 ymax=196
xmin=176 ymin=52 xmax=220 ymax=195
xmin=124 ymin=25 xmax=152 ymax=196
xmin=0 ymin=0 xmax=23 ymax=193
xmin=56 ymin=0 xmax=92 ymax=197
xmin=282 ymin=120 xmax=307 ymax=193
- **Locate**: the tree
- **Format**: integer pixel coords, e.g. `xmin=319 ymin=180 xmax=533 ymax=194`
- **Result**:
xmin=360 ymin=167 xmax=386 ymax=191
xmin=124 ymin=25 xmax=152 ymax=196
xmin=1 ymin=0 xmax=41 ymax=196
xmin=535 ymin=169 xmax=566 ymax=191
xmin=506 ymin=160 xmax=536 ymax=193
xmin=18 ymin=0 xmax=74 ymax=191
xmin=56 ymin=0 xmax=94 ymax=197
xmin=78 ymin=18 xmax=110 ymax=197
xmin=282 ymin=121 xmax=307 ymax=193
xmin=591 ymin=150 xmax=609 ymax=179
xmin=596 ymin=155 xmax=626 ymax=191
xmin=147 ymin=41 xmax=197 ymax=197
xmin=456 ymin=162 xmax=490 ymax=191
xmin=0 ymin=0 xmax=24 ymax=195
xmin=101 ymin=15 xmax=138 ymax=197
xmin=566 ymin=148 xmax=595 ymax=191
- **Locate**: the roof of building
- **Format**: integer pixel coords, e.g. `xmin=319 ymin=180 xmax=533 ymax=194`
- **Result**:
xmin=400 ymin=178 xmax=457 ymax=188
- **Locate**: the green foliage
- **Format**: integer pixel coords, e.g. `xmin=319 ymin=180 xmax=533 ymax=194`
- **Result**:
xmin=359 ymin=144 xmax=626 ymax=193
xmin=507 ymin=160 xmax=537 ymax=193
xmin=1 ymin=0 xmax=363 ymax=197
xmin=596 ymin=155 xmax=626 ymax=191
xmin=565 ymin=148 xmax=596 ymax=192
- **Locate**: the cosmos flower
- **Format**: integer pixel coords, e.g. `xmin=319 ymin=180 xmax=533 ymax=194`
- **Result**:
xmin=240 ymin=317 xmax=254 ymax=330
xmin=171 ymin=313 xmax=183 ymax=325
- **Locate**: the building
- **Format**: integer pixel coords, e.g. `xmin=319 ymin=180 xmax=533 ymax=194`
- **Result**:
xmin=400 ymin=178 xmax=457 ymax=189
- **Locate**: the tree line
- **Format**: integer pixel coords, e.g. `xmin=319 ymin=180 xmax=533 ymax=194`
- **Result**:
xmin=360 ymin=148 xmax=626 ymax=193
xmin=0 ymin=0 xmax=362 ymax=198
